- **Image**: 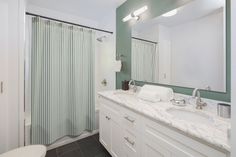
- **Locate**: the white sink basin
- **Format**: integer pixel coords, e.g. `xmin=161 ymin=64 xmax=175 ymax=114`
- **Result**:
xmin=166 ymin=108 xmax=214 ymax=126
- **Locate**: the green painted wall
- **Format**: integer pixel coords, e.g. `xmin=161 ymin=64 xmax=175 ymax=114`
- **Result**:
xmin=116 ymin=0 xmax=231 ymax=102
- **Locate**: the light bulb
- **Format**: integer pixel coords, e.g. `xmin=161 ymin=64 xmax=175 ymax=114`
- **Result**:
xmin=122 ymin=14 xmax=132 ymax=22
xmin=162 ymin=9 xmax=178 ymax=17
xmin=122 ymin=5 xmax=148 ymax=22
xmin=133 ymin=6 xmax=148 ymax=16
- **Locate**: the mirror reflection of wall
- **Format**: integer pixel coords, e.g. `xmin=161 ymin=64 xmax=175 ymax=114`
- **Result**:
xmin=131 ymin=0 xmax=226 ymax=92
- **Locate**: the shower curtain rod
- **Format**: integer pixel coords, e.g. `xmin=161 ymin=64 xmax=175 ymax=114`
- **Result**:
xmin=132 ymin=37 xmax=158 ymax=44
xmin=26 ymin=12 xmax=113 ymax=34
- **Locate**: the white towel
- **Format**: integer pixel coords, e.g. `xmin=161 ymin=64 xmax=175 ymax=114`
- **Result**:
xmin=138 ymin=90 xmax=161 ymax=103
xmin=138 ymin=85 xmax=174 ymax=102
xmin=113 ymin=60 xmax=122 ymax=72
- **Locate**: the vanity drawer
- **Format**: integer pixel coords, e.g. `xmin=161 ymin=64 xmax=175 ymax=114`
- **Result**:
xmin=122 ymin=108 xmax=141 ymax=133
xmin=142 ymin=118 xmax=228 ymax=157
xmin=123 ymin=130 xmax=140 ymax=157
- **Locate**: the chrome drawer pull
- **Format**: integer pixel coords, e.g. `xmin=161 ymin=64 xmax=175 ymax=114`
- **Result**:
xmin=124 ymin=116 xmax=135 ymax=123
xmin=106 ymin=116 xmax=111 ymax=120
xmin=124 ymin=137 xmax=135 ymax=146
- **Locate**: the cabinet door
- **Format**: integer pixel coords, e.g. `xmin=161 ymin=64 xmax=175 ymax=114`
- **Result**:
xmin=110 ymin=115 xmax=123 ymax=157
xmin=99 ymin=111 xmax=111 ymax=150
xmin=0 ymin=1 xmax=8 ymax=154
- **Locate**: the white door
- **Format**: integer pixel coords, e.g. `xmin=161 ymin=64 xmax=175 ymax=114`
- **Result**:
xmin=110 ymin=111 xmax=122 ymax=157
xmin=0 ymin=1 xmax=8 ymax=154
xmin=99 ymin=110 xmax=111 ymax=150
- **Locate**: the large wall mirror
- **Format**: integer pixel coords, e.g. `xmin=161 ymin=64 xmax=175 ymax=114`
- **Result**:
xmin=131 ymin=0 xmax=226 ymax=92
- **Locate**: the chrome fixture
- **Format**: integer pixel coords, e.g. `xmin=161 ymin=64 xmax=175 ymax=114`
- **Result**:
xmin=171 ymin=98 xmax=186 ymax=107
xmin=124 ymin=137 xmax=135 ymax=146
xmin=105 ymin=116 xmax=111 ymax=120
xmin=192 ymin=88 xmax=207 ymax=110
xmin=0 ymin=81 xmax=3 ymax=94
xmin=101 ymin=79 xmax=107 ymax=86
xmin=124 ymin=116 xmax=135 ymax=123
xmin=129 ymin=79 xmax=137 ymax=92
xmin=123 ymin=6 xmax=148 ymax=22
xmin=26 ymin=12 xmax=113 ymax=34
xmin=205 ymin=85 xmax=211 ymax=91
xmin=116 ymin=54 xmax=125 ymax=60
xmin=97 ymin=36 xmax=107 ymax=42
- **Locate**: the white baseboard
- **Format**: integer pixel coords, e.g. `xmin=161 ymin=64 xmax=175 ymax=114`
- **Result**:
xmin=47 ymin=130 xmax=99 ymax=150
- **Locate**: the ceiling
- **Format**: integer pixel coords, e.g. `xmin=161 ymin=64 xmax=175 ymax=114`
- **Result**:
xmin=27 ymin=0 xmax=127 ymax=21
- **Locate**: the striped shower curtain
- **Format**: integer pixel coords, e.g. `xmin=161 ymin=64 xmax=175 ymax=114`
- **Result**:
xmin=30 ymin=17 xmax=95 ymax=145
xmin=131 ymin=39 xmax=158 ymax=83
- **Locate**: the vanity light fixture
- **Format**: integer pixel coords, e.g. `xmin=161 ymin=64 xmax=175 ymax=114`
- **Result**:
xmin=133 ymin=5 xmax=148 ymax=16
xmin=122 ymin=5 xmax=148 ymax=22
xmin=162 ymin=9 xmax=178 ymax=17
xmin=122 ymin=14 xmax=133 ymax=22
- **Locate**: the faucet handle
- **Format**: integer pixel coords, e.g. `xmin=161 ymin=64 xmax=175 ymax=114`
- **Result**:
xmin=196 ymin=97 xmax=207 ymax=109
xmin=199 ymin=98 xmax=207 ymax=106
xmin=129 ymin=79 xmax=135 ymax=86
xmin=128 ymin=80 xmax=137 ymax=92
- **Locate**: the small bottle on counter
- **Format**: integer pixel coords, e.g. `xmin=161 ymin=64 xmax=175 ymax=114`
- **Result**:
xmin=122 ymin=80 xmax=129 ymax=90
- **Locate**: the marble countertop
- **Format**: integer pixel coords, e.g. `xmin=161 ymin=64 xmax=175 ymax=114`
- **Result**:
xmin=98 ymin=90 xmax=231 ymax=152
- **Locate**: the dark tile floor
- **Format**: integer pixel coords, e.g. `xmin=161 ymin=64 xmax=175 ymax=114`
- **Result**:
xmin=46 ymin=134 xmax=111 ymax=157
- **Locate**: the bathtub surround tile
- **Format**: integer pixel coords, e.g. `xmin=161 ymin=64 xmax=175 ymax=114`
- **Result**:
xmin=46 ymin=134 xmax=111 ymax=157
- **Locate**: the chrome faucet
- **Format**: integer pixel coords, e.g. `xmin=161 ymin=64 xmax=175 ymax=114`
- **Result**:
xmin=192 ymin=88 xmax=207 ymax=110
xmin=129 ymin=80 xmax=137 ymax=92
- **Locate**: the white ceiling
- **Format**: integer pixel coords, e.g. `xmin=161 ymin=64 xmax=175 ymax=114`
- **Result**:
xmin=27 ymin=0 xmax=126 ymax=21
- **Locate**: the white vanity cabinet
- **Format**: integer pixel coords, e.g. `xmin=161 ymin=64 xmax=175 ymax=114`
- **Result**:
xmin=98 ymin=96 xmax=230 ymax=157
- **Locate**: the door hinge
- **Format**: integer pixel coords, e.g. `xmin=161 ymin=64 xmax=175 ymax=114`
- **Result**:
xmin=0 ymin=81 xmax=3 ymax=94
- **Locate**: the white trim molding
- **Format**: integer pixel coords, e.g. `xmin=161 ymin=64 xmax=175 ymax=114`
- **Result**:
xmin=18 ymin=0 xmax=26 ymax=147
xmin=231 ymin=0 xmax=236 ymax=156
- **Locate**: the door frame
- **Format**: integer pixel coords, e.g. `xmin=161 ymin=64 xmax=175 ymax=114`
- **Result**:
xmin=231 ymin=0 xmax=236 ymax=156
xmin=18 ymin=0 xmax=26 ymax=147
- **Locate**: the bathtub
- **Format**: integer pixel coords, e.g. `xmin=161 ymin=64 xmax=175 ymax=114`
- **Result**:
xmin=24 ymin=108 xmax=100 ymax=149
